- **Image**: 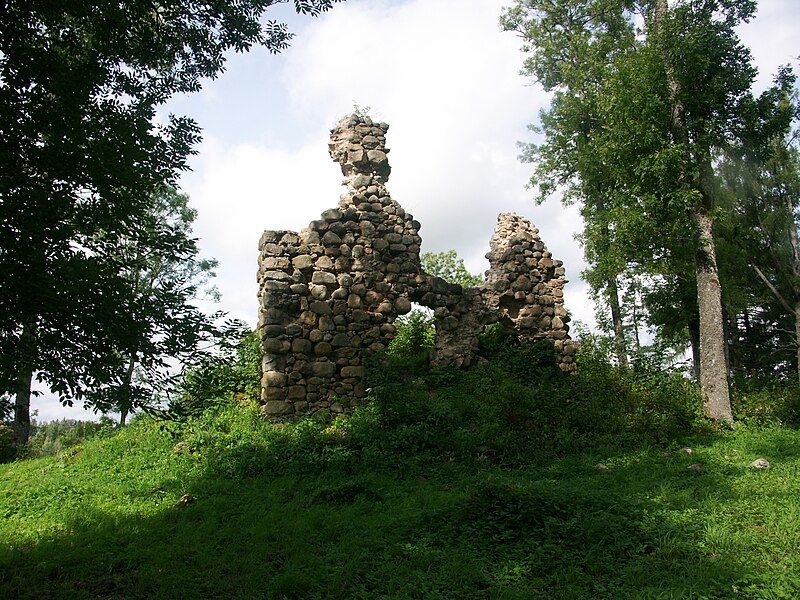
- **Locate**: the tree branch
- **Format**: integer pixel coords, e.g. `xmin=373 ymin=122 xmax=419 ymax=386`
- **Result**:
xmin=752 ymin=264 xmax=797 ymax=316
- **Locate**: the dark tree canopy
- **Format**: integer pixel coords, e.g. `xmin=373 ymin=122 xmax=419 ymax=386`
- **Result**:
xmin=0 ymin=0 xmax=343 ymax=444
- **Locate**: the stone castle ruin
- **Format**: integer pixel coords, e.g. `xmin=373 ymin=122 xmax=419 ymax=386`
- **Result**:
xmin=257 ymin=114 xmax=576 ymax=418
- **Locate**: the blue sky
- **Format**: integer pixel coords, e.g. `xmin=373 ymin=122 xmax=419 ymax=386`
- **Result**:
xmin=35 ymin=0 xmax=800 ymax=422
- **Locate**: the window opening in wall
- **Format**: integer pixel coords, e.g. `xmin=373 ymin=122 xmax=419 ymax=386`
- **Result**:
xmin=387 ymin=303 xmax=434 ymax=358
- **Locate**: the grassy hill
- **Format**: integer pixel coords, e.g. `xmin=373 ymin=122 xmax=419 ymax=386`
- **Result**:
xmin=2 ymin=355 xmax=799 ymax=599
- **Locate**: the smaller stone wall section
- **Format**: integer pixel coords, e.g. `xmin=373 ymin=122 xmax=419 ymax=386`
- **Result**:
xmin=424 ymin=213 xmax=577 ymax=373
xmin=485 ymin=213 xmax=576 ymax=371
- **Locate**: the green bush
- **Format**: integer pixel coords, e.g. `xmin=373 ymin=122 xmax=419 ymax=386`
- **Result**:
xmin=173 ymin=331 xmax=262 ymax=417
xmin=360 ymin=336 xmax=704 ymax=466
xmin=387 ymin=310 xmax=435 ymax=358
xmin=477 ymin=324 xmax=560 ymax=383
xmin=0 ymin=424 xmax=15 ymax=463
xmin=732 ymin=379 xmax=800 ymax=427
xmin=166 ymin=331 xmax=705 ymax=478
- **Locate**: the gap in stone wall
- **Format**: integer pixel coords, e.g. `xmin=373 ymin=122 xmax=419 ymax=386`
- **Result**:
xmin=408 ymin=302 xmax=433 ymax=317
xmin=388 ymin=302 xmax=435 ymax=355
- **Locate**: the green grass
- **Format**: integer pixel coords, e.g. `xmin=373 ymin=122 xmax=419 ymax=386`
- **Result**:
xmin=2 ymin=362 xmax=800 ymax=599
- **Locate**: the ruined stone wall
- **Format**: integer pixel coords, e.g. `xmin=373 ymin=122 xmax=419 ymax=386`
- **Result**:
xmin=429 ymin=214 xmax=577 ymax=372
xmin=485 ymin=214 xmax=575 ymax=364
xmin=257 ymin=114 xmax=576 ymax=419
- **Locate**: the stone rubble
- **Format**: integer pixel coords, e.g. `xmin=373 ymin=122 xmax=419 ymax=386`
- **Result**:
xmin=257 ymin=113 xmax=577 ymax=419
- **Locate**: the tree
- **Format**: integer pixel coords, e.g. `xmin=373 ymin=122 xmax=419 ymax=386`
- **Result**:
xmin=86 ymin=187 xmax=221 ymax=426
xmin=748 ymin=136 xmax=800 ymax=381
xmin=718 ymin=83 xmax=800 ymax=381
xmin=421 ymin=250 xmax=484 ymax=287
xmin=502 ymin=0 xmax=793 ymax=421
xmin=0 ymin=0 xmax=344 ymax=446
xmin=503 ymin=0 xmax=639 ymax=369
xmin=170 ymin=327 xmax=261 ymax=419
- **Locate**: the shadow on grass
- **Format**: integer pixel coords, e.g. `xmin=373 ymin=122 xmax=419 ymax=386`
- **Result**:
xmin=2 ymin=421 xmax=799 ymax=600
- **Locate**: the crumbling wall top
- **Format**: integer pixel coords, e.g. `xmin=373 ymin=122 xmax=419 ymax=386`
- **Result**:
xmin=329 ymin=114 xmax=391 ymax=184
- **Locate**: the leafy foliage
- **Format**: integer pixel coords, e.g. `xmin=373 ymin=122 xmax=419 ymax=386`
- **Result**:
xmin=0 ymin=395 xmax=10 ymax=423
xmin=421 ymin=250 xmax=483 ymax=287
xmin=0 ymin=425 xmax=14 ymax=464
xmin=731 ymin=379 xmax=800 ymax=427
xmin=0 ymin=0 xmax=344 ymax=442
xmin=26 ymin=419 xmax=113 ymax=459
xmin=386 ymin=310 xmax=436 ymax=358
xmin=81 ymin=186 xmax=221 ymax=424
xmin=5 ymin=341 xmax=800 ymax=598
xmin=171 ymin=330 xmax=262 ymax=418
xmin=717 ymin=93 xmax=800 ymax=380
xmin=365 ymin=337 xmax=704 ymax=463
xmin=501 ymin=0 xmax=797 ymax=397
xmin=477 ymin=324 xmax=560 ymax=383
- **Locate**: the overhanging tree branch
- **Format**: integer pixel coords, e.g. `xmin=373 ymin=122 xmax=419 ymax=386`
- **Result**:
xmin=751 ymin=264 xmax=797 ymax=317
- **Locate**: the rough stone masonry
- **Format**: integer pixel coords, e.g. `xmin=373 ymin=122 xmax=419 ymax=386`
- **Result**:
xmin=257 ymin=113 xmax=577 ymax=418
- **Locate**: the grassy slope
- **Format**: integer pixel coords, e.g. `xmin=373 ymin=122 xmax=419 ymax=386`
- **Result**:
xmin=2 ymin=385 xmax=800 ymax=599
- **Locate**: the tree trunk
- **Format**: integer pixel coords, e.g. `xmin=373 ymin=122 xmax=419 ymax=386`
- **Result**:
xmin=608 ymin=277 xmax=628 ymax=368
xmin=653 ymin=0 xmax=731 ymax=421
xmin=786 ymin=196 xmax=800 ymax=383
xmin=694 ymin=208 xmax=733 ymax=422
xmin=794 ymin=300 xmax=800 ymax=381
xmin=13 ymin=321 xmax=36 ymax=446
xmin=631 ymin=291 xmax=641 ymax=352
xmin=721 ymin=305 xmax=731 ymax=377
xmin=688 ymin=316 xmax=701 ymax=380
xmin=727 ymin=310 xmax=739 ymax=376
xmin=118 ymin=353 xmax=137 ymax=427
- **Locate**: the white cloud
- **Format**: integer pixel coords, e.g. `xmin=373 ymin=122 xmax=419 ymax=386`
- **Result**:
xmin=185 ymin=133 xmax=343 ymax=323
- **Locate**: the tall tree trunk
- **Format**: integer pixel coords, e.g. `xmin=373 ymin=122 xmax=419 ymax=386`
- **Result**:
xmin=694 ymin=208 xmax=733 ymax=421
xmin=118 ymin=353 xmax=137 ymax=427
xmin=13 ymin=321 xmax=36 ymax=446
xmin=786 ymin=196 xmax=800 ymax=383
xmin=721 ymin=305 xmax=731 ymax=377
xmin=631 ymin=290 xmax=641 ymax=352
xmin=727 ymin=310 xmax=739 ymax=376
xmin=653 ymin=0 xmax=732 ymax=421
xmin=608 ymin=277 xmax=628 ymax=368
xmin=796 ymin=302 xmax=800 ymax=385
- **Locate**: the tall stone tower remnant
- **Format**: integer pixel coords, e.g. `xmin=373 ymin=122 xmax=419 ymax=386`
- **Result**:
xmin=257 ymin=114 xmax=576 ymax=418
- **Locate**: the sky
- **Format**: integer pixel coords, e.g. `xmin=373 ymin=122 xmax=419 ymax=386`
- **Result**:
xmin=35 ymin=0 xmax=800 ymax=422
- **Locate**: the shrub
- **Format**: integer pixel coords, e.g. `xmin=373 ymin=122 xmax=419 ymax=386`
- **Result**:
xmin=0 ymin=424 xmax=15 ymax=463
xmin=477 ymin=324 xmax=560 ymax=383
xmin=173 ymin=331 xmax=262 ymax=417
xmin=732 ymin=379 xmax=800 ymax=427
xmin=387 ymin=310 xmax=435 ymax=358
xmin=169 ymin=331 xmax=706 ymax=479
xmin=563 ymin=340 xmax=706 ymax=445
xmin=361 ymin=335 xmax=704 ymax=465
